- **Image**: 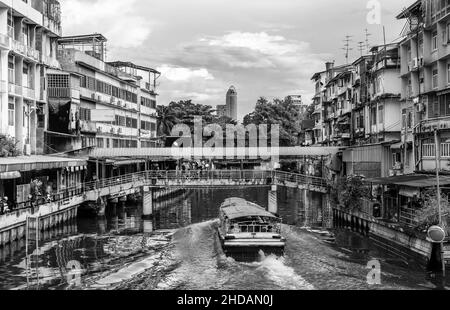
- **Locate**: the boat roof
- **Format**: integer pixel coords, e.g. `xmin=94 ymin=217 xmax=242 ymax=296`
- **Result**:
xmin=220 ymin=198 xmax=278 ymax=220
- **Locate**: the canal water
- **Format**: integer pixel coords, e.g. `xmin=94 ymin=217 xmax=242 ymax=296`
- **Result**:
xmin=0 ymin=187 xmax=445 ymax=290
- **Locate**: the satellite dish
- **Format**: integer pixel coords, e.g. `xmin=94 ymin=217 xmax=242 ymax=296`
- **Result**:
xmin=427 ymin=225 xmax=446 ymax=243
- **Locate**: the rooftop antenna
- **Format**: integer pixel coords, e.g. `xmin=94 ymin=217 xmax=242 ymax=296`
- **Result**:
xmin=365 ymin=28 xmax=372 ymax=52
xmin=342 ymin=35 xmax=353 ymax=64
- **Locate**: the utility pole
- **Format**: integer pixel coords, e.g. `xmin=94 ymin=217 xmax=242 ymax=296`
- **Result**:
xmin=342 ymin=35 xmax=353 ymax=64
xmin=434 ymin=129 xmax=446 ymax=279
xmin=357 ymin=41 xmax=365 ymax=57
xmin=365 ymin=29 xmax=371 ymax=53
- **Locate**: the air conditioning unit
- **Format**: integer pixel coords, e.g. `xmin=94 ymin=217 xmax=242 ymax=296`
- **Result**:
xmin=412 ymin=58 xmax=419 ymax=69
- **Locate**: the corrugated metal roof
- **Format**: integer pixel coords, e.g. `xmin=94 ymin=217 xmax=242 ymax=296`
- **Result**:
xmin=368 ymin=174 xmax=450 ymax=188
xmin=220 ymin=198 xmax=277 ymax=220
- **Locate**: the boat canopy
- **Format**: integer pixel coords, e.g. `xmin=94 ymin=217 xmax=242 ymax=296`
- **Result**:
xmin=220 ymin=198 xmax=278 ymax=220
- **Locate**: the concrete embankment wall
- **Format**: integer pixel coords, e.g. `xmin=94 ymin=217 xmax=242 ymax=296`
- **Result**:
xmin=0 ymin=196 xmax=82 ymax=247
xmin=333 ymin=208 xmax=432 ymax=266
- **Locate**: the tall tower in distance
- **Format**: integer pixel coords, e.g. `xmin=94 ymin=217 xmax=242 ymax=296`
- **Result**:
xmin=226 ymin=86 xmax=238 ymax=121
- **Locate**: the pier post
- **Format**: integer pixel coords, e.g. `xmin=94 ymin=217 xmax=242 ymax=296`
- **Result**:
xmin=268 ymin=185 xmax=278 ymax=215
xmin=142 ymin=186 xmax=153 ymax=219
xmin=97 ymin=197 xmax=106 ymax=217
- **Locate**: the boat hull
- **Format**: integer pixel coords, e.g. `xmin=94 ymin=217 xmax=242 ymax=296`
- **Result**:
xmin=220 ymin=235 xmax=285 ymax=261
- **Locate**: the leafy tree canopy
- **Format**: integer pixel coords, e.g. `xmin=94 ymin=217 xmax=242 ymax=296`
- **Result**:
xmin=243 ymin=96 xmax=308 ymax=147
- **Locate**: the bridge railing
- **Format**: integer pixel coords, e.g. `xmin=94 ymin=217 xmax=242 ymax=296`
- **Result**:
xmin=274 ymin=171 xmax=328 ymax=188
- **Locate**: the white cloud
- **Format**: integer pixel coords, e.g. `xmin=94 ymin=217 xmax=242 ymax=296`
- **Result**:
xmin=208 ymin=32 xmax=305 ymax=56
xmin=158 ymin=65 xmax=214 ymax=82
xmin=60 ymin=0 xmax=153 ymax=48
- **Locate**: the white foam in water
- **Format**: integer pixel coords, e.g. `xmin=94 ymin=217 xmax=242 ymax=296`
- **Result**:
xmin=257 ymin=251 xmax=316 ymax=290
xmin=93 ymin=254 xmax=160 ymax=287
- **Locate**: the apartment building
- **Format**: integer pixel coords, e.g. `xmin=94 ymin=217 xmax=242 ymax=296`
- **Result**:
xmin=366 ymin=43 xmax=402 ymax=144
xmin=351 ymin=55 xmax=373 ymax=146
xmin=45 ymin=34 xmax=159 ymax=158
xmin=310 ymin=71 xmax=325 ymax=145
xmin=321 ymin=62 xmax=354 ymax=147
xmin=0 ymin=0 xmax=62 ymax=155
xmin=398 ymin=0 xmax=450 ymax=174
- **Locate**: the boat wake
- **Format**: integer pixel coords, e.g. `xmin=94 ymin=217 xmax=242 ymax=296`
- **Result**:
xmin=154 ymin=220 xmax=315 ymax=290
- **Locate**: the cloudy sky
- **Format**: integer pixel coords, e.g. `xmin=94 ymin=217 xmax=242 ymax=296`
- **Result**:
xmin=60 ymin=0 xmax=412 ymax=120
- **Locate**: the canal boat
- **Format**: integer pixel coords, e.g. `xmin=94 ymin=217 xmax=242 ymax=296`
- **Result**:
xmin=218 ymin=198 xmax=285 ymax=260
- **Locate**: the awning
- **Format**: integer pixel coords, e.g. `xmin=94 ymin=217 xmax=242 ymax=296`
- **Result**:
xmin=104 ymin=158 xmax=146 ymax=167
xmin=390 ymin=142 xmax=403 ymax=150
xmin=0 ymin=171 xmax=21 ymax=180
xmin=368 ymin=174 xmax=450 ymax=188
xmin=0 ymin=156 xmax=88 ymax=173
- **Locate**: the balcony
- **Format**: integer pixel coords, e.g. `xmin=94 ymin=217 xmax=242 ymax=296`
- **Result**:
xmin=422 ymin=143 xmax=450 ymax=159
xmin=80 ymin=121 xmax=97 ymax=134
xmin=8 ymin=83 xmax=22 ymax=96
xmin=3 ymin=37 xmax=41 ymax=62
xmin=23 ymin=86 xmax=36 ymax=100
xmin=41 ymin=54 xmax=61 ymax=69
xmin=48 ymin=87 xmax=80 ymax=99
xmin=43 ymin=16 xmax=62 ymax=37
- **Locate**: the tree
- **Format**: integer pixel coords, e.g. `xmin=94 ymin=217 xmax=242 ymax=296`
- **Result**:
xmin=332 ymin=175 xmax=370 ymax=212
xmin=414 ymin=189 xmax=450 ymax=234
xmin=157 ymin=105 xmax=181 ymax=137
xmin=243 ymin=96 xmax=304 ymax=147
xmin=0 ymin=135 xmax=20 ymax=157
xmin=157 ymin=100 xmax=236 ymax=137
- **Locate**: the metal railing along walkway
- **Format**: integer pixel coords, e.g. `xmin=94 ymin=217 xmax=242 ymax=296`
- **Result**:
xmin=2 ymin=170 xmax=329 ymax=218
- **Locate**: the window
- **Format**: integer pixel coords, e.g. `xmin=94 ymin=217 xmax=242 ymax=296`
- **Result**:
xmin=378 ymin=105 xmax=384 ymax=124
xmin=447 ymin=63 xmax=450 ymax=84
xmin=8 ymin=97 xmax=14 ymax=126
xmin=447 ymin=24 xmax=450 ymax=43
xmin=79 ymin=108 xmax=91 ymax=121
xmin=96 ymin=138 xmax=104 ymax=148
xmin=433 ymin=68 xmax=439 ymax=89
xmin=433 ymin=31 xmax=438 ymax=50
xmin=371 ymin=106 xmax=377 ymax=126
xmin=8 ymin=56 xmax=14 ymax=83
xmin=47 ymin=74 xmax=70 ymax=88
xmin=428 ymin=95 xmax=440 ymax=118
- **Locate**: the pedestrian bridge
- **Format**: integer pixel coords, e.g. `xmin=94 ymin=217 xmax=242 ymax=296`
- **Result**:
xmin=0 ymin=169 xmax=329 ymax=246
xmin=82 ymin=170 xmax=329 ymax=197
xmin=88 ymin=147 xmax=341 ymax=159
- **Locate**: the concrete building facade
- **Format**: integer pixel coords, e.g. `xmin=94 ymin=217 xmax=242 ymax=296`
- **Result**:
xmin=226 ymin=85 xmax=237 ymax=121
xmin=0 ymin=0 xmax=62 ymax=155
